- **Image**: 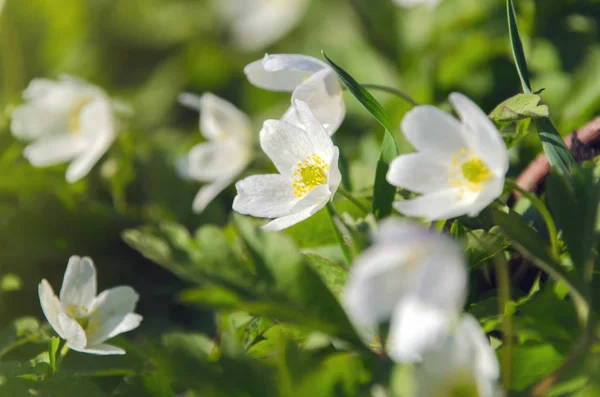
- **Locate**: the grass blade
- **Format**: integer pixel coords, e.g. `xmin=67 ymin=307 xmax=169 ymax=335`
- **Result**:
xmin=507 ymin=0 xmax=532 ymax=93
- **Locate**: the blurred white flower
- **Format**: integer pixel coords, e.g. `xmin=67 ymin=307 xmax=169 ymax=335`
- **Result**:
xmin=415 ymin=314 xmax=503 ymax=397
xmin=215 ymin=0 xmax=310 ymax=52
xmin=244 ymin=54 xmax=345 ymax=135
xmin=387 ymin=93 xmax=508 ymax=221
xmin=232 ymin=100 xmax=341 ymax=231
xmin=10 ymin=76 xmax=116 ymax=183
xmin=342 ymin=219 xmax=467 ymax=362
xmin=38 ymin=256 xmax=142 ymax=355
xmin=178 ymin=93 xmax=253 ymax=213
xmin=393 ymin=0 xmax=441 ymax=8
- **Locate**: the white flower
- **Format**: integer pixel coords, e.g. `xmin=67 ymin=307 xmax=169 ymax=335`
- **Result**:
xmin=10 ymin=76 xmax=116 ymax=183
xmin=415 ymin=314 xmax=503 ymax=397
xmin=38 ymin=256 xmax=142 ymax=355
xmin=387 ymin=93 xmax=508 ymax=221
xmin=393 ymin=0 xmax=441 ymax=8
xmin=232 ymin=100 xmax=341 ymax=231
xmin=178 ymin=93 xmax=253 ymax=213
xmin=342 ymin=219 xmax=467 ymax=362
xmin=244 ymin=54 xmax=345 ymax=135
xmin=214 ymin=0 xmax=310 ymax=52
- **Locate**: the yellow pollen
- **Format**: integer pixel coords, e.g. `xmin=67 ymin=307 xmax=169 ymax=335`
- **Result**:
xmin=448 ymin=149 xmax=492 ymax=195
xmin=65 ymin=304 xmax=99 ymax=335
xmin=68 ymin=98 xmax=93 ymax=134
xmin=369 ymin=335 xmax=384 ymax=355
xmin=292 ymin=154 xmax=329 ymax=198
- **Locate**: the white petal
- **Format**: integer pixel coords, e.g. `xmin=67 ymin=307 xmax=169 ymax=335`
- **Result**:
xmin=449 ymin=93 xmax=509 ymax=176
xmin=23 ymin=134 xmax=88 ymax=167
xmin=327 ymin=147 xmax=342 ymax=195
xmin=192 ymin=178 xmax=233 ymax=213
xmin=457 ymin=315 xmax=500 ymax=388
xmin=186 ymin=141 xmax=249 ymax=182
xmin=59 ymin=256 xmax=97 ymax=312
xmin=232 ymin=174 xmax=298 ymax=218
xmin=91 ymin=286 xmax=139 ymax=325
xmin=387 ymin=153 xmax=453 ymax=194
xmin=38 ymin=280 xmax=66 ymax=339
xmin=10 ymin=104 xmax=67 ymax=141
xmin=75 ymin=343 xmax=125 ymax=355
xmin=392 ymin=188 xmax=479 ymax=221
xmin=58 ymin=312 xmax=87 ymax=349
xmin=386 ymin=298 xmax=453 ymax=362
xmin=401 ymin=105 xmax=468 ymax=157
xmin=260 ymin=103 xmax=333 ymax=175
xmin=244 ymin=54 xmax=327 ymax=92
xmin=198 ymin=93 xmax=252 ymax=143
xmin=466 ymin=177 xmax=505 ymax=217
xmin=65 ymin=99 xmax=115 ymax=183
xmin=87 ymin=313 xmax=143 ymax=346
xmin=287 ymin=69 xmax=345 ymax=135
xmin=261 ymin=184 xmax=330 ymax=231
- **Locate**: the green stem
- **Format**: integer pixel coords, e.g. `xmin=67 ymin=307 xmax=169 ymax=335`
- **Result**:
xmin=506 ymin=179 xmax=560 ymax=260
xmin=56 ymin=343 xmax=70 ymax=370
xmin=0 ymin=332 xmax=42 ymax=359
xmin=326 ymin=202 xmax=354 ymax=265
xmin=494 ymin=253 xmax=513 ymax=392
xmin=337 ymin=188 xmax=370 ymax=215
xmin=358 ymin=83 xmax=420 ymax=107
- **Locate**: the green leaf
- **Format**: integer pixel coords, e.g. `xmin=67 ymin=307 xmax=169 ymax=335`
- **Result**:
xmin=547 ymin=164 xmax=600 ymax=274
xmin=535 ymin=117 xmax=577 ymax=177
xmin=507 ymin=344 xmax=563 ymax=391
xmin=48 ymin=337 xmax=60 ymax=374
xmin=322 ymin=52 xmax=399 ymax=219
xmin=507 ymin=0 xmax=532 ymax=93
xmin=465 ymin=227 xmax=511 ymax=268
xmin=489 ymin=93 xmax=549 ymax=122
xmin=303 ymin=253 xmax=348 ymax=296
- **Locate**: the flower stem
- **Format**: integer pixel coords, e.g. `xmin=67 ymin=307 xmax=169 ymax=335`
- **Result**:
xmin=358 ymin=83 xmax=420 ymax=107
xmin=337 ymin=188 xmax=370 ymax=215
xmin=494 ymin=253 xmax=512 ymax=392
xmin=326 ymin=201 xmax=354 ymax=265
xmin=506 ymin=179 xmax=560 ymax=259
xmin=56 ymin=343 xmax=70 ymax=370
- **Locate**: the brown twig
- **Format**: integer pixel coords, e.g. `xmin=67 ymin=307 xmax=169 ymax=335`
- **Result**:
xmin=515 ymin=117 xmax=600 ymax=192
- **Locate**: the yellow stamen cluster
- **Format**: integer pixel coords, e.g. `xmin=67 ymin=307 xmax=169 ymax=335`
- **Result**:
xmin=292 ymin=153 xmax=329 ymax=198
xmin=65 ymin=304 xmax=100 ymax=336
xmin=448 ymin=148 xmax=492 ymax=199
xmin=68 ymin=98 xmax=93 ymax=134
xmin=369 ymin=335 xmax=384 ymax=355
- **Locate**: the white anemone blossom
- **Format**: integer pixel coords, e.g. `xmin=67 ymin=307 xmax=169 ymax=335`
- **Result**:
xmin=342 ymin=219 xmax=467 ymax=362
xmin=10 ymin=76 xmax=116 ymax=183
xmin=38 ymin=256 xmax=142 ymax=355
xmin=215 ymin=0 xmax=310 ymax=52
xmin=232 ymin=100 xmax=341 ymax=231
xmin=415 ymin=315 xmax=503 ymax=397
xmin=244 ymin=54 xmax=345 ymax=135
xmin=387 ymin=93 xmax=508 ymax=221
xmin=178 ymin=93 xmax=253 ymax=213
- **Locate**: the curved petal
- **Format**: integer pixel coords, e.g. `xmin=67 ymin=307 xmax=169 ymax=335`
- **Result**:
xmin=449 ymin=93 xmax=509 ymax=176
xmin=58 ymin=312 xmax=87 ymax=350
xmin=387 ymin=153 xmax=452 ymax=194
xmin=285 ymin=69 xmax=345 ymax=135
xmin=260 ymin=102 xmax=334 ymax=175
xmin=87 ymin=313 xmax=143 ymax=346
xmin=392 ymin=188 xmax=479 ymax=221
xmin=466 ymin=177 xmax=505 ymax=217
xmin=38 ymin=280 xmax=66 ymax=339
xmin=327 ymin=147 xmax=342 ymax=195
xmin=186 ymin=141 xmax=250 ymax=182
xmin=401 ymin=105 xmax=468 ymax=157
xmin=59 ymin=256 xmax=97 ymax=312
xmin=23 ymin=134 xmax=88 ymax=167
xmin=386 ymin=298 xmax=454 ymax=363
xmin=197 ymin=93 xmax=252 ymax=143
xmin=232 ymin=174 xmax=298 ymax=218
xmin=10 ymin=104 xmax=67 ymax=141
xmin=244 ymin=54 xmax=327 ymax=92
xmin=90 ymin=286 xmax=139 ymax=326
xmin=75 ymin=343 xmax=125 ymax=355
xmin=192 ymin=177 xmax=234 ymax=213
xmin=261 ymin=184 xmax=330 ymax=231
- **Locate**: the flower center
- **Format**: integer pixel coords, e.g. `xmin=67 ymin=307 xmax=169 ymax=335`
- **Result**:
xmin=448 ymin=149 xmax=493 ymax=197
xmin=65 ymin=304 xmax=100 ymax=336
xmin=292 ymin=154 xmax=329 ymax=198
xmin=432 ymin=372 xmax=479 ymax=397
xmin=68 ymin=98 xmax=93 ymax=134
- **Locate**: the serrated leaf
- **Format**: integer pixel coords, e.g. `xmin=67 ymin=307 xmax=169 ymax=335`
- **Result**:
xmin=322 ymin=52 xmax=399 ymax=219
xmin=489 ymin=93 xmax=549 ymax=121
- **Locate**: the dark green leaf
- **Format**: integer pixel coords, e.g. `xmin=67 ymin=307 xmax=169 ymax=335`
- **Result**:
xmin=507 ymin=0 xmax=532 ymax=93
xmin=535 ymin=117 xmax=577 ymax=177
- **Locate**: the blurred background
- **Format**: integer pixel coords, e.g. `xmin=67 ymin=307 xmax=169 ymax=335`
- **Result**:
xmin=1 ymin=0 xmax=600 ymax=391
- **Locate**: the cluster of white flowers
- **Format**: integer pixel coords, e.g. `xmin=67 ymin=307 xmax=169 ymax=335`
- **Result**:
xmin=13 ymin=13 xmax=508 ymax=391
